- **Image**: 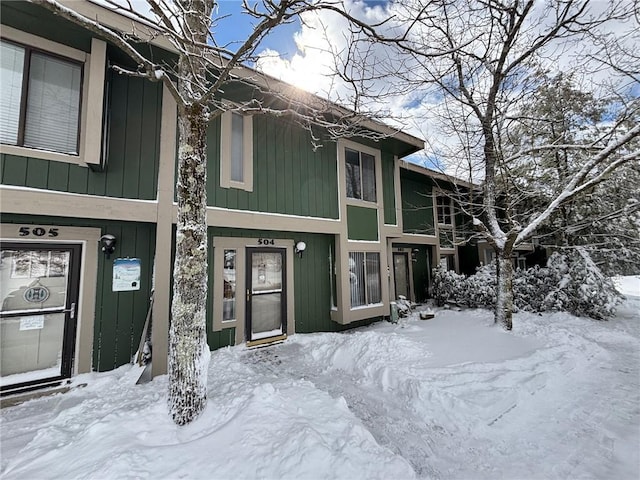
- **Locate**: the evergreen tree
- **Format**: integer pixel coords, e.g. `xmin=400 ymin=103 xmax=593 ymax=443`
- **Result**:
xmin=507 ymin=74 xmax=640 ymax=275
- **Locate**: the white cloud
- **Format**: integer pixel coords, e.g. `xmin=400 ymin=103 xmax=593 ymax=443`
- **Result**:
xmin=255 ymin=0 xmax=637 ymax=180
xmin=253 ymin=1 xmax=471 ymax=174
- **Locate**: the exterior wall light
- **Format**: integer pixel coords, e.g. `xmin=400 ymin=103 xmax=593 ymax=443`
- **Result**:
xmin=100 ymin=234 xmax=117 ymax=258
xmin=295 ymin=241 xmax=307 ymax=258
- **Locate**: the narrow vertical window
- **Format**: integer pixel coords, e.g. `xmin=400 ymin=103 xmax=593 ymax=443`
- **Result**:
xmin=223 ymin=249 xmax=236 ymax=322
xmin=365 ymin=252 xmax=382 ymax=304
xmin=230 ymin=112 xmax=244 ymax=182
xmin=329 ymin=243 xmax=337 ymax=309
xmin=220 ymin=110 xmax=253 ymax=191
xmin=345 ymin=148 xmax=361 ymax=199
xmin=349 ymin=252 xmax=366 ymax=307
xmin=361 ymin=153 xmax=376 ymax=202
xmin=0 ymin=41 xmax=25 ymax=145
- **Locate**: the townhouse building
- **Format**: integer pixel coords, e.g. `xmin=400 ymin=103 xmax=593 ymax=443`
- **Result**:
xmin=1 ymin=0 xmax=523 ymax=396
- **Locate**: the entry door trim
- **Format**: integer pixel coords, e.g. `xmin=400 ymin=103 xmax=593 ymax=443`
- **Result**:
xmin=245 ymin=247 xmax=287 ymax=343
xmin=393 ymin=251 xmax=411 ymax=301
xmin=0 ymin=242 xmax=82 ymax=394
xmin=212 ymin=237 xmax=296 ymax=346
xmin=1 ymin=223 xmax=101 ymax=381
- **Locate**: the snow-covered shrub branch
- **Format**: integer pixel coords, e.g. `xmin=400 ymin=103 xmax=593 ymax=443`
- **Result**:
xmin=432 ymin=249 xmax=622 ymax=320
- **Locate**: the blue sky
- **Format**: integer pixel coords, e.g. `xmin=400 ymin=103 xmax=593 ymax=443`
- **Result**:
xmin=213 ymin=1 xmax=302 ymax=60
xmin=213 ymin=0 xmax=389 ymax=59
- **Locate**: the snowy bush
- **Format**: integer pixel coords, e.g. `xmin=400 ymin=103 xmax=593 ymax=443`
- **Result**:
xmin=432 ymin=266 xmax=467 ymax=306
xmin=513 ymin=263 xmax=561 ymax=312
xmin=433 ymin=249 xmax=622 ymax=319
xmin=464 ymin=264 xmax=497 ymax=308
xmin=432 ymin=265 xmax=496 ymax=308
xmin=543 ymin=249 xmax=623 ymax=320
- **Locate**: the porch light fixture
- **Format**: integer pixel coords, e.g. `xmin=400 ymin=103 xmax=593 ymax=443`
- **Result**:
xmin=295 ymin=241 xmax=307 ymax=258
xmin=100 ymin=234 xmax=117 ymax=258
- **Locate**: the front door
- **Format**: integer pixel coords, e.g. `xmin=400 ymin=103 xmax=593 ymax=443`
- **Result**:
xmin=0 ymin=243 xmax=81 ymax=394
xmin=246 ymin=248 xmax=286 ymax=342
xmin=393 ymin=252 xmax=411 ymax=300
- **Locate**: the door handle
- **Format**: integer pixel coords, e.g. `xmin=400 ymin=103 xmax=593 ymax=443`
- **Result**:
xmin=63 ymin=302 xmax=76 ymax=319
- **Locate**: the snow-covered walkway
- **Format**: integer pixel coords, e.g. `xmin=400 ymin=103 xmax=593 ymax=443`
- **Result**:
xmin=236 ymin=298 xmax=640 ymax=479
xmin=1 ymin=280 xmax=639 ymax=479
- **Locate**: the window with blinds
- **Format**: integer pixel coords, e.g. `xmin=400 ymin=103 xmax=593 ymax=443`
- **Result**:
xmin=1 ymin=40 xmax=82 ymax=155
xmin=348 ymin=252 xmax=382 ymax=308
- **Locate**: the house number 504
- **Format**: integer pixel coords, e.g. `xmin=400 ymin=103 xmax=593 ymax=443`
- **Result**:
xmin=257 ymin=238 xmax=275 ymax=245
xmin=18 ymin=226 xmax=59 ymax=237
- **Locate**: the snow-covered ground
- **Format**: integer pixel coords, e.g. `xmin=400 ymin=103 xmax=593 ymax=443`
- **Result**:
xmin=2 ymin=277 xmax=639 ymax=479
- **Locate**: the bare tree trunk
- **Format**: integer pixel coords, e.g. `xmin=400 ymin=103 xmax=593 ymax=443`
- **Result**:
xmin=495 ymin=249 xmax=514 ymax=331
xmin=168 ymin=104 xmax=210 ymax=425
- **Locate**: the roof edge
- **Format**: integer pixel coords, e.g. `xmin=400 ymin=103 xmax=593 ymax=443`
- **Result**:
xmin=63 ymin=0 xmax=425 ymax=154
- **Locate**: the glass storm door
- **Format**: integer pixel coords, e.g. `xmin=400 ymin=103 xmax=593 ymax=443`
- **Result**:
xmin=0 ymin=243 xmax=81 ymax=394
xmin=393 ymin=252 xmax=410 ymax=300
xmin=246 ymin=248 xmax=286 ymax=342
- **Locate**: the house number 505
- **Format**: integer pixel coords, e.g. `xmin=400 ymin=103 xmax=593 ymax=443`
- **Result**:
xmin=18 ymin=226 xmax=59 ymax=237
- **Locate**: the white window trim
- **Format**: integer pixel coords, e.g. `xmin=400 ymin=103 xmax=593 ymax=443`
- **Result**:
xmin=212 ymin=237 xmax=295 ymax=346
xmin=435 ymin=194 xmax=454 ymax=226
xmin=348 ymin=250 xmax=382 ymax=309
xmin=220 ymin=110 xmax=253 ymax=192
xmin=0 ymin=223 xmax=101 ymax=376
xmin=339 ymin=139 xmax=382 ymax=208
xmin=0 ymin=26 xmax=106 ymax=167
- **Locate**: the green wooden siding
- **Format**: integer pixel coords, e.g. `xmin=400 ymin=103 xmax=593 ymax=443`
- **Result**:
xmin=0 ymin=214 xmax=156 ymax=372
xmin=205 ymin=116 xmax=339 ymax=219
xmin=382 ymin=151 xmax=396 ymax=225
xmin=401 ymin=171 xmax=435 ymax=235
xmin=208 ymin=328 xmax=236 ymax=350
xmin=2 ymin=2 xmax=92 ymax=52
xmin=0 ymin=73 xmax=162 ymax=200
xmin=347 ymin=205 xmax=379 ymax=241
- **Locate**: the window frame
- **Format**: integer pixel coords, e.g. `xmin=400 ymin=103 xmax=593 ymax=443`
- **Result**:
xmin=436 ymin=195 xmax=454 ymax=225
xmin=345 ymin=147 xmax=377 ymax=203
xmin=1 ymin=39 xmax=84 ymax=155
xmin=222 ymin=248 xmax=238 ymax=323
xmin=0 ymin=26 xmax=106 ymax=167
xmin=348 ymin=251 xmax=382 ymax=309
xmin=220 ymin=110 xmax=254 ymax=192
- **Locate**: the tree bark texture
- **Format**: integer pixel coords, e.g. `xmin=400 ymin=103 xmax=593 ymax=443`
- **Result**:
xmin=495 ymin=251 xmax=514 ymax=331
xmin=168 ymin=104 xmax=210 ymax=425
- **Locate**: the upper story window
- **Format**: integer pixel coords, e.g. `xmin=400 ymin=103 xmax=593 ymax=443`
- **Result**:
xmin=220 ymin=110 xmax=253 ymax=191
xmin=0 ymin=27 xmax=106 ymax=167
xmin=345 ymin=147 xmax=376 ymax=202
xmin=1 ymin=40 xmax=82 ymax=155
xmin=436 ymin=195 xmax=453 ymax=225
